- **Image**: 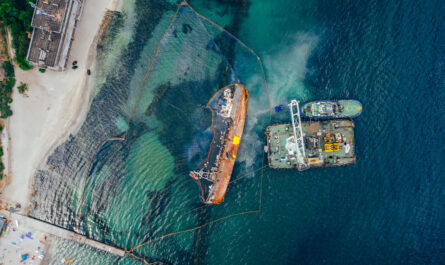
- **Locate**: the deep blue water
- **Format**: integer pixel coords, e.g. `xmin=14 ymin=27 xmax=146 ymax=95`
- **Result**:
xmin=30 ymin=0 xmax=444 ymax=264
xmin=196 ymin=0 xmax=445 ymax=264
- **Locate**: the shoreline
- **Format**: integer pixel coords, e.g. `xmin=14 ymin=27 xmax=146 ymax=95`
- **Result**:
xmin=0 ymin=0 xmax=123 ymax=222
xmin=0 ymin=0 xmax=124 ymax=264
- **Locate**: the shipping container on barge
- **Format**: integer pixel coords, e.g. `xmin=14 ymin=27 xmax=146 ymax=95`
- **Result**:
xmin=190 ymin=84 xmax=249 ymax=204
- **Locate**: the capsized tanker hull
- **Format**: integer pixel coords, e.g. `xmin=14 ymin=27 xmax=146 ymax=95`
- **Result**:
xmin=190 ymin=84 xmax=249 ymax=204
xmin=300 ymin=99 xmax=362 ymax=119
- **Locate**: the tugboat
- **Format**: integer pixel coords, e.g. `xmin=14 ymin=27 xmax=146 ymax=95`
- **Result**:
xmin=300 ymin=100 xmax=362 ymax=119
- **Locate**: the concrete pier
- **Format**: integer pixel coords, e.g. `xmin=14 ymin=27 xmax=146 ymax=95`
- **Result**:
xmin=10 ymin=213 xmax=126 ymax=257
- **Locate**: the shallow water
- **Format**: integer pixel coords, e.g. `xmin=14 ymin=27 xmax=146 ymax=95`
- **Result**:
xmin=32 ymin=0 xmax=444 ymax=264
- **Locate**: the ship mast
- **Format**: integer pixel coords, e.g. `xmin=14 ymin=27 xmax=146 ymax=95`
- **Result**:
xmin=288 ymin=100 xmax=309 ymax=170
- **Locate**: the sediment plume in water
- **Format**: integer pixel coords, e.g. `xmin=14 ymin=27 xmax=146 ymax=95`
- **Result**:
xmin=29 ymin=1 xmax=270 ymax=263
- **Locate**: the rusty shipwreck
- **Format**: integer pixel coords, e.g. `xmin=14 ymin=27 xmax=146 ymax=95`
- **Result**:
xmin=189 ymin=84 xmax=249 ymax=204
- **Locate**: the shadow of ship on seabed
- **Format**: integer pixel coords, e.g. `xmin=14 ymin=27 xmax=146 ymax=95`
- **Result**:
xmin=28 ymin=0 xmax=257 ymax=263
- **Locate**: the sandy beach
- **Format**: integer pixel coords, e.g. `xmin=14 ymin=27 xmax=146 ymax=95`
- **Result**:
xmin=0 ymin=211 xmax=50 ymax=265
xmin=0 ymin=0 xmax=123 ymax=263
xmin=0 ymin=0 xmax=122 ymax=223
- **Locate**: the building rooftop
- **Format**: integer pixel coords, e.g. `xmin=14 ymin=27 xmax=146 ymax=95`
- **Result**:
xmin=31 ymin=0 xmax=68 ymax=33
xmin=27 ymin=28 xmax=62 ymax=68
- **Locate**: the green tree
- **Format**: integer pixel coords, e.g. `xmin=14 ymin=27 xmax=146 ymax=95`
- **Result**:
xmin=2 ymin=61 xmax=14 ymax=78
xmin=0 ymin=0 xmax=36 ymax=70
xmin=17 ymin=82 xmax=28 ymax=94
xmin=0 ymin=75 xmax=15 ymax=118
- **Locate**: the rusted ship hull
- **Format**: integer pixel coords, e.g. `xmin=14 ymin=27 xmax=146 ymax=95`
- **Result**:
xmin=211 ymin=85 xmax=248 ymax=204
xmin=190 ymin=84 xmax=249 ymax=204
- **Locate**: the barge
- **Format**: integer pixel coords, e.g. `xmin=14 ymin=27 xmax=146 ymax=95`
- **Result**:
xmin=266 ymin=100 xmax=356 ymax=170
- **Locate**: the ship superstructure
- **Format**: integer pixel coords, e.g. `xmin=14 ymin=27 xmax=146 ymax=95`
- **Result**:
xmin=300 ymin=99 xmax=362 ymax=119
xmin=190 ymin=84 xmax=249 ymax=204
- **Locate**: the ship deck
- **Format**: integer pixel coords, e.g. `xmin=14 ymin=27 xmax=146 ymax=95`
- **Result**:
xmin=301 ymin=100 xmax=362 ymax=118
xmin=338 ymin=100 xmax=363 ymax=117
xmin=266 ymin=120 xmax=356 ymax=169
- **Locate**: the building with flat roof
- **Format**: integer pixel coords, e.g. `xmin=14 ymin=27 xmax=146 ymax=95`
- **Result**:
xmin=26 ymin=0 xmax=84 ymax=71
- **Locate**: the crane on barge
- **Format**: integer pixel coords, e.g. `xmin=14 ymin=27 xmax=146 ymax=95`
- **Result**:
xmin=287 ymin=100 xmax=309 ymax=171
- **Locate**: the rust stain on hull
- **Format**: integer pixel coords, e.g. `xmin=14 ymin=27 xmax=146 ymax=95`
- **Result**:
xmin=212 ymin=85 xmax=248 ymax=204
xmin=190 ymin=84 xmax=249 ymax=204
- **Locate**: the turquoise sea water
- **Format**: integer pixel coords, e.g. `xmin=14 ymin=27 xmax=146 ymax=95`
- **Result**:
xmin=30 ymin=0 xmax=443 ymax=264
